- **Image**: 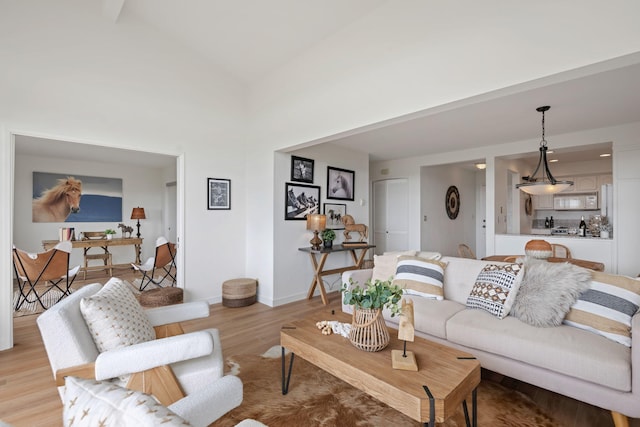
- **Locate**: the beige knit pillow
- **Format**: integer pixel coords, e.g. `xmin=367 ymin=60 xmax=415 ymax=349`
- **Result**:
xmin=80 ymin=278 xmax=156 ymax=352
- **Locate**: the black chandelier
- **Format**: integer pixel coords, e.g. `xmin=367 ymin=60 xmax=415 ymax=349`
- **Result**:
xmin=516 ymin=106 xmax=573 ymax=195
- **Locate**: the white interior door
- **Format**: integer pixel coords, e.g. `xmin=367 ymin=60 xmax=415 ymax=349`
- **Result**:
xmin=164 ymin=182 xmax=177 ymax=243
xmin=373 ymin=179 xmax=409 ymax=255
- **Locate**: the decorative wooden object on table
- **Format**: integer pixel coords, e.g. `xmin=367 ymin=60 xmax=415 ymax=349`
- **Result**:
xmin=341 ymin=214 xmax=368 ymax=242
xmin=281 ymin=311 xmax=480 ymax=426
xmin=298 ymin=244 xmax=375 ymax=305
xmin=392 ymin=299 xmax=418 ymax=371
xmin=524 ymin=239 xmax=553 ymax=259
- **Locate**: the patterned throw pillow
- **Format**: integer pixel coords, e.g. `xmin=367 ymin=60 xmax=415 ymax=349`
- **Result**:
xmin=466 ymin=263 xmax=524 ymax=319
xmin=63 ymin=376 xmax=190 ymax=427
xmin=80 ymin=278 xmax=156 ymax=353
xmin=392 ymin=256 xmax=447 ymax=300
xmin=563 ymin=272 xmax=640 ymax=346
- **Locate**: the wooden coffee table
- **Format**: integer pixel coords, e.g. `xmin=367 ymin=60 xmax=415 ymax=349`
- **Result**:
xmin=280 ymin=311 xmax=480 ymax=426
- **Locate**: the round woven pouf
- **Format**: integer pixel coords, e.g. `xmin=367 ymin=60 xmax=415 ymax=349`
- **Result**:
xmin=139 ymin=287 xmax=183 ymax=308
xmin=222 ymin=278 xmax=258 ymax=308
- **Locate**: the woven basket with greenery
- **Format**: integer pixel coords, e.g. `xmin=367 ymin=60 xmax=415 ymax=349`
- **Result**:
xmin=342 ymin=279 xmax=402 ymax=352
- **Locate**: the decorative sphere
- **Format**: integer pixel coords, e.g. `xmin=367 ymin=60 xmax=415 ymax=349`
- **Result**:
xmin=524 ymin=239 xmax=553 ymax=259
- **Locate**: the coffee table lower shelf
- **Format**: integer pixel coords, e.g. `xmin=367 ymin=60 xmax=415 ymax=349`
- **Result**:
xmin=280 ymin=313 xmax=480 ymax=426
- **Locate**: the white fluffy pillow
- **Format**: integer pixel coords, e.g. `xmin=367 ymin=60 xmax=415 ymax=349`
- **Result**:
xmin=511 ymin=258 xmax=592 ymax=327
xmin=63 ymin=376 xmax=189 ymax=427
xmin=80 ymin=278 xmax=156 ymax=353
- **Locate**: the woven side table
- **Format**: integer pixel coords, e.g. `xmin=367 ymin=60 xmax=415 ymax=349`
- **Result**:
xmin=222 ymin=278 xmax=258 ymax=307
xmin=139 ymin=287 xmax=183 ymax=308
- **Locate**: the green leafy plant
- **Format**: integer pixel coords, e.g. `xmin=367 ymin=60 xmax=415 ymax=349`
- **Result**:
xmin=104 ymin=229 xmax=116 ymax=235
xmin=321 ymin=229 xmax=336 ymax=241
xmin=341 ymin=278 xmax=403 ymax=317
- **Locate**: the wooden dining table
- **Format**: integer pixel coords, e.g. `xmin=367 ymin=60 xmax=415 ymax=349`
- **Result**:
xmin=481 ymin=255 xmax=605 ymax=271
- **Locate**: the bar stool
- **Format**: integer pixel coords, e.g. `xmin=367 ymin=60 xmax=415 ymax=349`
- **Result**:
xmin=83 ymin=248 xmax=112 ymax=279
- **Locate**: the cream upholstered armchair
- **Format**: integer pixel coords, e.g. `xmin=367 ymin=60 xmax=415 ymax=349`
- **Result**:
xmin=37 ymin=278 xmax=242 ymax=425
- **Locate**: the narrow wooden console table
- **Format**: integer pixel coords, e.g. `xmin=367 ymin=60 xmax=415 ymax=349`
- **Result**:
xmin=42 ymin=237 xmax=143 ymax=276
xmin=298 ymin=244 xmax=375 ymax=305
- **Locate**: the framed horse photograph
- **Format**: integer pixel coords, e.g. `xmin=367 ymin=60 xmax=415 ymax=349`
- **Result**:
xmin=327 ymin=166 xmax=354 ymax=201
xmin=285 ymin=182 xmax=320 ymax=220
xmin=32 ymin=172 xmax=123 ymax=223
xmin=323 ymin=203 xmax=346 ymax=229
xmin=290 ymin=155 xmax=314 ymax=183
xmin=208 ymin=178 xmax=231 ymax=210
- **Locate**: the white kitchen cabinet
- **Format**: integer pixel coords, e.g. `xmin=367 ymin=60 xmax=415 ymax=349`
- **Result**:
xmin=532 ymin=194 xmax=553 ymax=210
xmin=574 ymin=175 xmax=598 ymax=192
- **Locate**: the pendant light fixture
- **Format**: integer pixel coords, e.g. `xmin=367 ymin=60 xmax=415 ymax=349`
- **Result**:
xmin=516 ymin=106 xmax=573 ymax=195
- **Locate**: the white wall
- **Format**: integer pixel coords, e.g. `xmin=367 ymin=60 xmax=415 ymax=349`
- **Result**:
xmin=272 ymin=144 xmax=369 ymax=306
xmin=2 ymin=0 xmax=640 ymax=350
xmin=420 ymin=165 xmax=476 ymax=257
xmin=0 ymin=0 xmax=247 ymax=349
xmin=14 ymin=153 xmax=172 ymax=267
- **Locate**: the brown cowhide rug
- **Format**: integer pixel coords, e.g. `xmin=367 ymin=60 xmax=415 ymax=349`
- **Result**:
xmin=211 ymin=347 xmax=560 ymax=427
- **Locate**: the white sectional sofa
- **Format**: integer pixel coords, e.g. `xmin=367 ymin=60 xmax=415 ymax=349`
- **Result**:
xmin=342 ymin=256 xmax=640 ymax=427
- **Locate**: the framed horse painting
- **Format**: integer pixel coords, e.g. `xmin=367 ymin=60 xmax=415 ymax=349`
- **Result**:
xmin=323 ymin=203 xmax=346 ymax=229
xmin=32 ymin=172 xmax=123 ymax=223
xmin=285 ymin=182 xmax=320 ymax=220
xmin=327 ymin=166 xmax=354 ymax=201
xmin=290 ymin=155 xmax=314 ymax=183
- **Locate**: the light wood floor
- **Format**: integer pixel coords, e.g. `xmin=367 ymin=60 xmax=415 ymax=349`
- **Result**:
xmin=1 ymin=270 xmax=638 ymax=427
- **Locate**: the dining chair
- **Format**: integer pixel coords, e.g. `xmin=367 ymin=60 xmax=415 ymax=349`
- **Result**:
xmin=551 ymin=244 xmax=572 ymax=259
xmin=12 ymin=241 xmax=80 ymax=311
xmin=457 ymin=243 xmax=476 ymax=259
xmin=132 ymin=236 xmax=177 ymax=290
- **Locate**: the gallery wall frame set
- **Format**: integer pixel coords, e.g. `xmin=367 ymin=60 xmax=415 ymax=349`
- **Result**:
xmin=208 ymin=178 xmax=231 ymax=210
xmin=323 ymin=203 xmax=346 ymax=229
xmin=290 ymin=155 xmax=314 ymax=183
xmin=327 ymin=166 xmax=354 ymax=201
xmin=285 ymin=182 xmax=320 ymax=220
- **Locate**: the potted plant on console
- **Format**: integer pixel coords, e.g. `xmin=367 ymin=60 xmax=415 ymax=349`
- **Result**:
xmin=342 ymin=279 xmax=403 ymax=352
xmin=321 ymin=229 xmax=336 ymax=248
xmin=105 ymin=228 xmax=116 ymax=240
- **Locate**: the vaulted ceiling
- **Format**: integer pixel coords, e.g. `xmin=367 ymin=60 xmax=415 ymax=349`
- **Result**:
xmin=16 ymin=1 xmax=640 ymax=165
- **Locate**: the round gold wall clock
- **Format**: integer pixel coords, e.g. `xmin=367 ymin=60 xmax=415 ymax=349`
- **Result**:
xmin=446 ymin=186 xmax=460 ymax=220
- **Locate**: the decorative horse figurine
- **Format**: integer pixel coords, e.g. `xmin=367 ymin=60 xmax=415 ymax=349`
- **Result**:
xmin=32 ymin=177 xmax=82 ymax=223
xmin=341 ymin=215 xmax=368 ymax=242
xmin=118 ymin=223 xmax=134 ymax=238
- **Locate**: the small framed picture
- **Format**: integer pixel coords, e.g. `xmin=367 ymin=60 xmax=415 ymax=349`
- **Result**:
xmin=291 ymin=155 xmax=314 ymax=183
xmin=327 ymin=166 xmax=355 ymax=201
xmin=323 ymin=203 xmax=346 ymax=229
xmin=285 ymin=182 xmax=320 ymax=220
xmin=207 ymin=178 xmax=230 ymax=210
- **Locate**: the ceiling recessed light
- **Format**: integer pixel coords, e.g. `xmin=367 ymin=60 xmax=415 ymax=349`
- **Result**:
xmin=600 ymin=153 xmax=611 ymax=157
xmin=549 ymin=159 xmax=559 ymax=163
xmin=474 ymin=162 xmax=486 ymax=170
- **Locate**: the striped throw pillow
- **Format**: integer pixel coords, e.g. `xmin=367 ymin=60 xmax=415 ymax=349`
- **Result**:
xmin=563 ymin=272 xmax=640 ymax=347
xmin=392 ymin=256 xmax=447 ymax=300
